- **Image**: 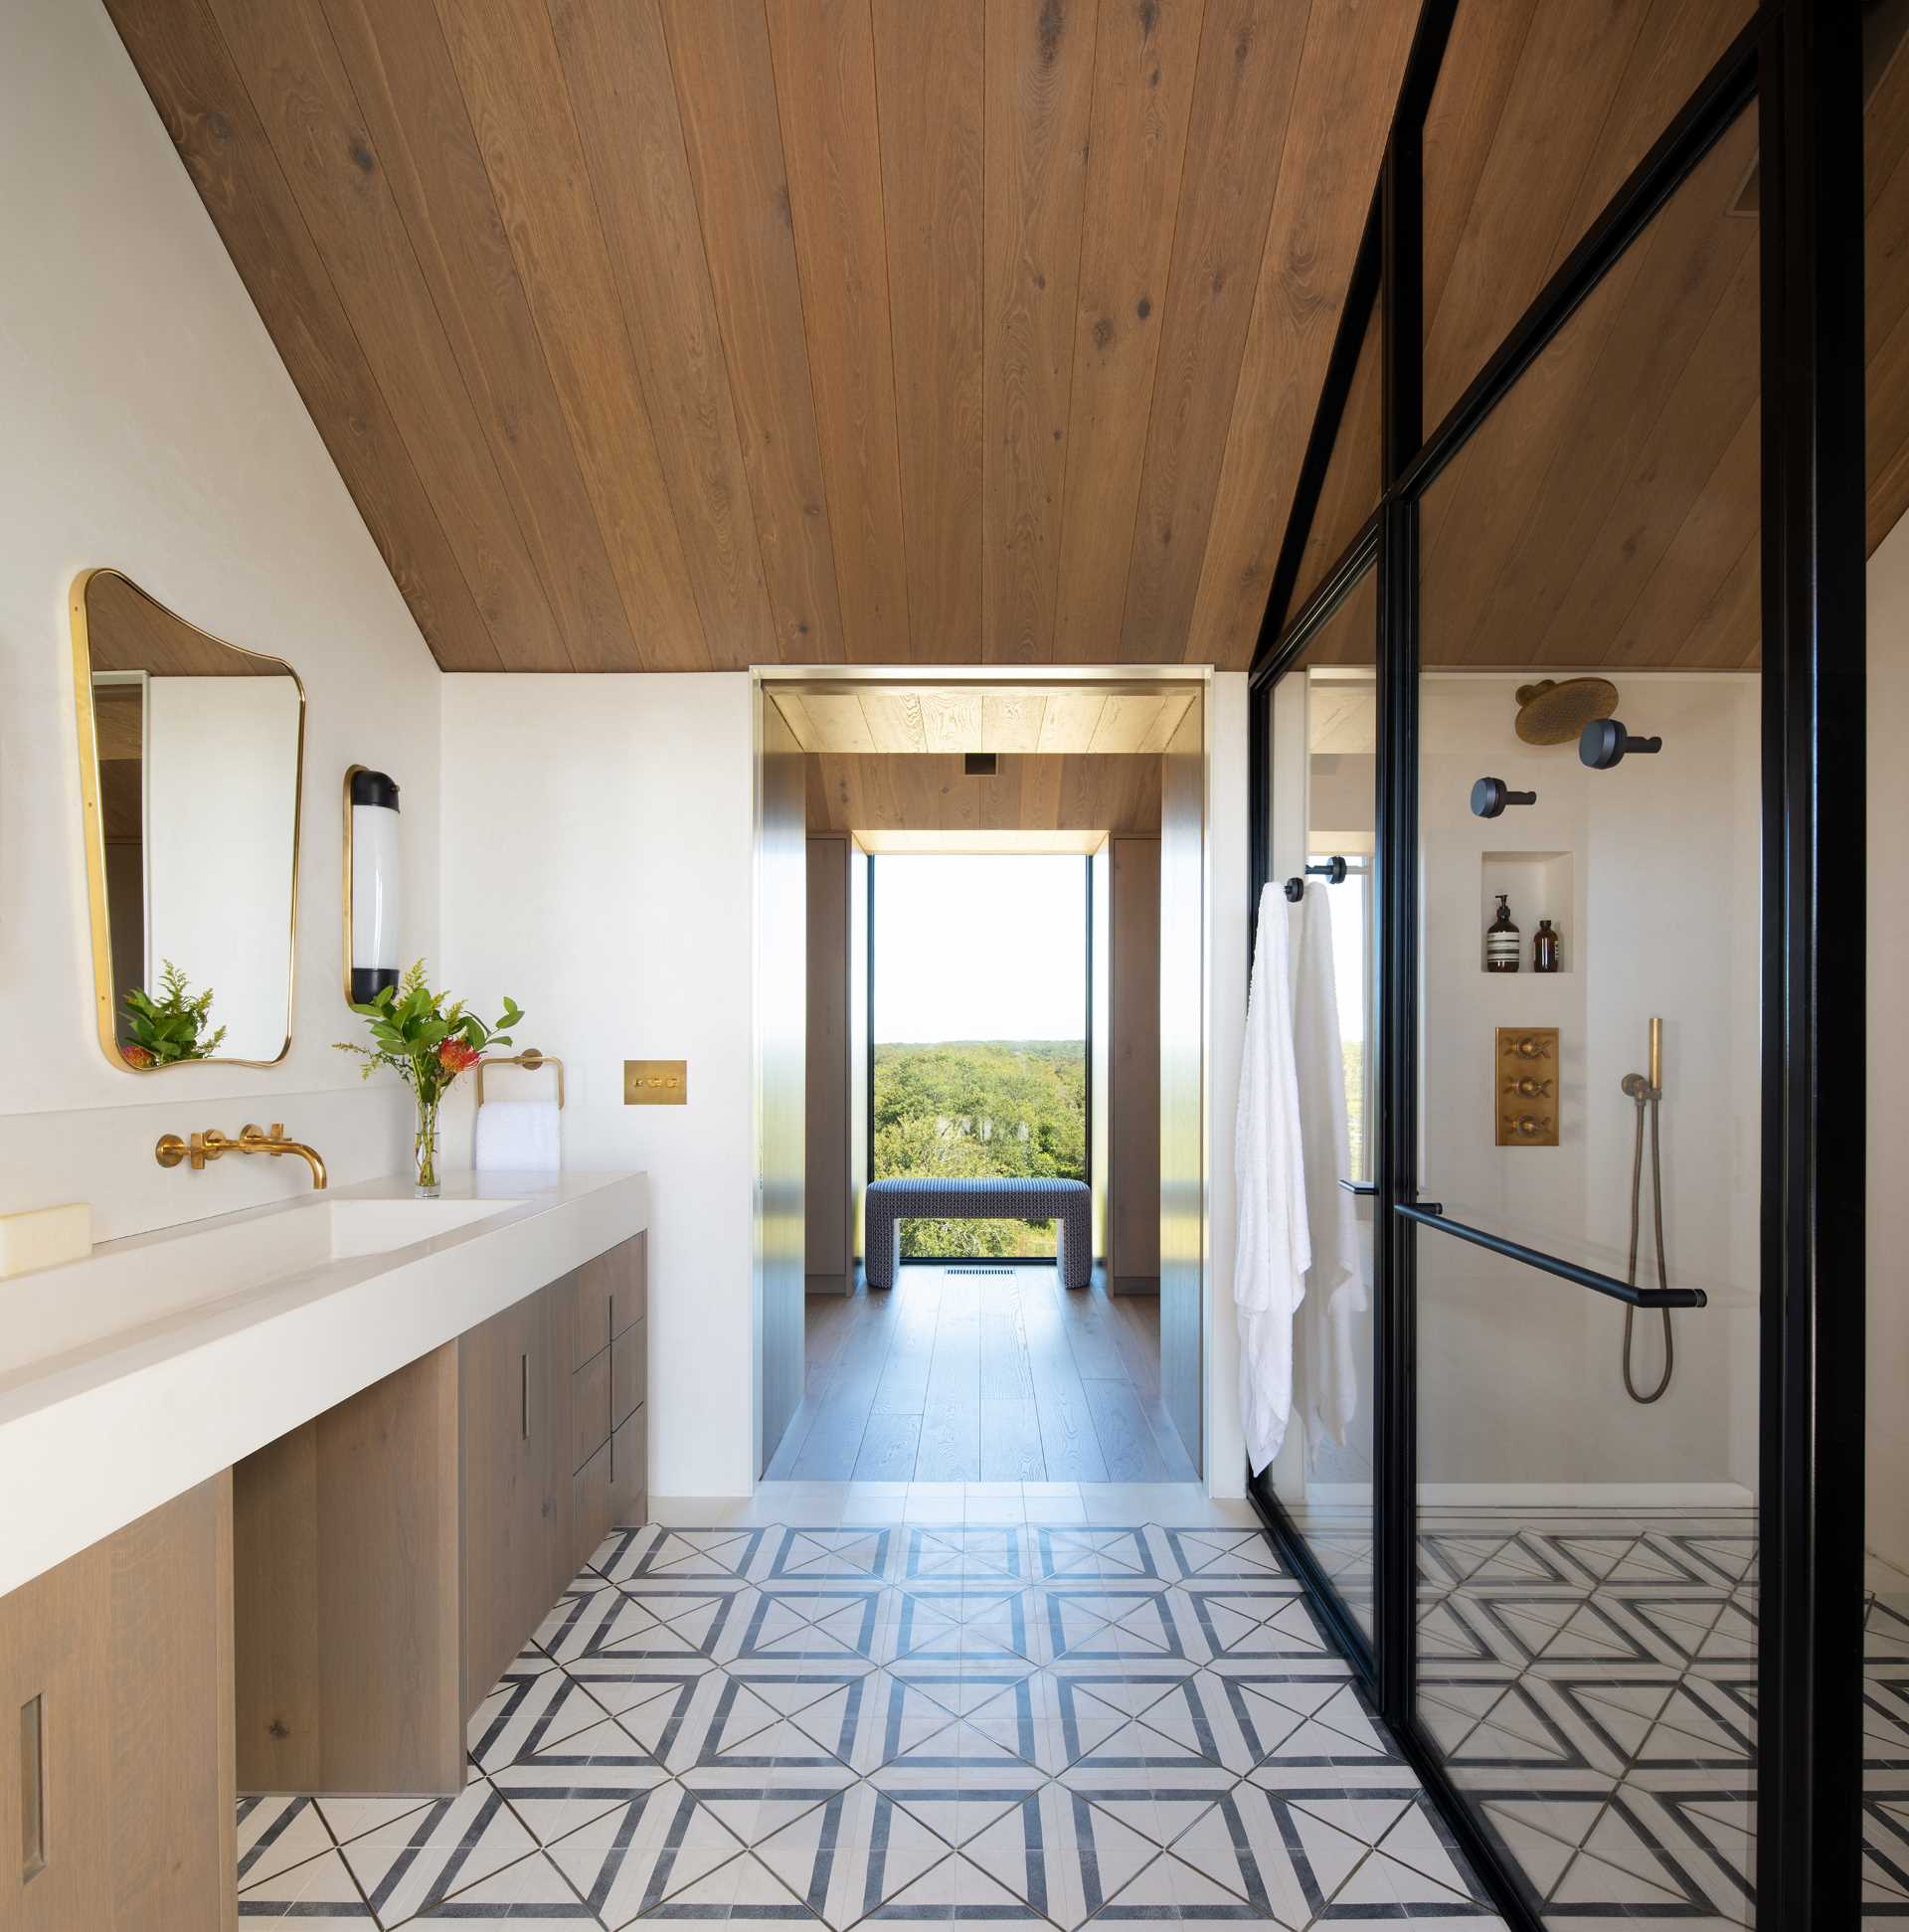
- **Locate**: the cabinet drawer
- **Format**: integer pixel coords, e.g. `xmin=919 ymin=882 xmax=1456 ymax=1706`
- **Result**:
xmin=611 ymin=1317 xmax=647 ymax=1429
xmin=573 ymin=1440 xmax=612 ymax=1565
xmin=570 ymin=1346 xmax=610 ymax=1474
xmin=570 ymin=1258 xmax=609 ymax=1369
xmin=608 ymin=1407 xmax=646 ymax=1530
xmin=610 ymin=1231 xmax=647 ymax=1333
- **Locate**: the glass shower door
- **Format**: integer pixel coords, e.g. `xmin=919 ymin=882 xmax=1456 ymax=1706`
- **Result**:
xmin=1410 ymin=92 xmax=1763 ymax=1929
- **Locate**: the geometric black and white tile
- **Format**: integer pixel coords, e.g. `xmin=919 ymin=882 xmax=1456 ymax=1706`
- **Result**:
xmin=237 ymin=1486 xmax=1508 ymax=1929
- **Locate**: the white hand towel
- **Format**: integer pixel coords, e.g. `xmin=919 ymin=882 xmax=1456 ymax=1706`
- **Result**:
xmin=1234 ymin=884 xmax=1310 ymax=1476
xmin=1290 ymin=881 xmax=1365 ymax=1449
xmin=473 ymin=1099 xmax=561 ymax=1173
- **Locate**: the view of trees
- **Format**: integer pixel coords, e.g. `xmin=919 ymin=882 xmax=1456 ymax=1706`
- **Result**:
xmin=873 ymin=1040 xmax=1086 ymax=1257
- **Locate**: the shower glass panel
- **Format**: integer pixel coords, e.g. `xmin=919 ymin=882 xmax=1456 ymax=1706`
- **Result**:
xmin=1413 ymin=104 xmax=1761 ymax=1929
xmin=1864 ymin=8 xmax=1909 ymax=1899
xmin=1419 ymin=0 xmax=1755 ymax=432
xmin=1262 ymin=563 xmax=1378 ymax=1643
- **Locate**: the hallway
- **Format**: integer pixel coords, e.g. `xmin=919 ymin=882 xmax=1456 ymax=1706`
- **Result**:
xmin=766 ymin=1268 xmax=1195 ymax=1486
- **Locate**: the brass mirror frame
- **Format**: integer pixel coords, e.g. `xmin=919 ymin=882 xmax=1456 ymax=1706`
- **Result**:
xmin=69 ymin=568 xmax=306 ymax=1073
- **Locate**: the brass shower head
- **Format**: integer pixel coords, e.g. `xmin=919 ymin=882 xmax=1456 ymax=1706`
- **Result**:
xmin=1514 ymin=676 xmax=1621 ymax=745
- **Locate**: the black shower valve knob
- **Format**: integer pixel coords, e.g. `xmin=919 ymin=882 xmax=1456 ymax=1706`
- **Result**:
xmin=1580 ymin=717 xmax=1663 ymax=769
xmin=1471 ymin=776 xmax=1536 ymax=818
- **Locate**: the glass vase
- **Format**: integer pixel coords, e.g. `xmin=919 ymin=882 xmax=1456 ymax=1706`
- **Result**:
xmin=414 ymin=1092 xmax=441 ymax=1198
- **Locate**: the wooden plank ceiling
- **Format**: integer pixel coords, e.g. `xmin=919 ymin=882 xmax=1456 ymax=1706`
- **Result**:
xmin=806 ymin=752 xmax=1161 ymax=835
xmin=107 ymin=0 xmax=1419 ymax=674
xmin=771 ymin=684 xmax=1194 ymax=755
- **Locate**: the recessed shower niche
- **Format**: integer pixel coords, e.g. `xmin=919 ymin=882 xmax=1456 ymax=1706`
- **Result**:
xmin=1478 ymin=848 xmax=1574 ymax=973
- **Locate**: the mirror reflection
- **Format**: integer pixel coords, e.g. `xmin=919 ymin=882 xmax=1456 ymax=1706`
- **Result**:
xmin=74 ymin=570 xmax=303 ymax=1070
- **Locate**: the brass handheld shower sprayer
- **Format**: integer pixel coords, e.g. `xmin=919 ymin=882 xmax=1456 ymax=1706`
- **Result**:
xmin=1620 ymin=1017 xmax=1673 ymax=1403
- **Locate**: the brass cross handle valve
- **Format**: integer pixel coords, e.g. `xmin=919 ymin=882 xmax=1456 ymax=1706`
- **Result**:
xmin=1511 ymin=1034 xmax=1553 ymax=1061
xmin=1504 ymin=1113 xmax=1547 ymax=1139
xmin=1504 ymin=1075 xmax=1554 ymax=1099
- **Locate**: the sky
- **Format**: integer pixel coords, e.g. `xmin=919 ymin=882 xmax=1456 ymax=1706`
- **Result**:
xmin=873 ymin=854 xmax=1088 ymax=1044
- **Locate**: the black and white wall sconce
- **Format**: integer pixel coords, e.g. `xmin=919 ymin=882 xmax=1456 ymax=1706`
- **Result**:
xmin=343 ymin=766 xmax=402 ymax=1004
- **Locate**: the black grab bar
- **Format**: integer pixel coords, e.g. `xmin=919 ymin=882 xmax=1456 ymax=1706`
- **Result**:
xmin=1394 ymin=1203 xmax=1707 ymax=1309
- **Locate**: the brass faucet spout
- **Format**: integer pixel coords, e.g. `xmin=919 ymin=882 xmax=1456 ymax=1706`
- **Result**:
xmin=155 ymin=1123 xmax=328 ymax=1189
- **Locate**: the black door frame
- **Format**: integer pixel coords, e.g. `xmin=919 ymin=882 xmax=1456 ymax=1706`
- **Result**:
xmin=1243 ymin=5 xmax=1865 ymax=1925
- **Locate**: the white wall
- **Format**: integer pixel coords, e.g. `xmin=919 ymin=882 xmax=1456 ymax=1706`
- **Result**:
xmin=438 ymin=675 xmax=757 ymax=1500
xmin=1868 ymin=515 xmax=1909 ymax=1576
xmin=1416 ymin=672 xmax=1761 ymax=1497
xmin=145 ymin=676 xmax=303 ymax=1059
xmin=0 ymin=0 xmax=439 ymax=1238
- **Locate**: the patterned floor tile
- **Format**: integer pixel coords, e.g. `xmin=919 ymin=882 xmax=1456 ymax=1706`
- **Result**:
xmin=238 ymin=1504 xmax=1518 ymax=1931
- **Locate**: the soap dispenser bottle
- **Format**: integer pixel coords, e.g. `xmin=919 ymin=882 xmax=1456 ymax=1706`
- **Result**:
xmin=1485 ymin=894 xmax=1521 ymax=972
xmin=1533 ymin=918 xmax=1560 ymax=972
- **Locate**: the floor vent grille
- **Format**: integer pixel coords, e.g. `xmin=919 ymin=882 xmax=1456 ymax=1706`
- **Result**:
xmin=947 ymin=1266 xmax=1012 ymax=1275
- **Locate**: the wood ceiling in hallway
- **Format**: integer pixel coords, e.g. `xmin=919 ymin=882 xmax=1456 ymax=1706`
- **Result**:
xmin=106 ymin=0 xmax=1419 ymax=674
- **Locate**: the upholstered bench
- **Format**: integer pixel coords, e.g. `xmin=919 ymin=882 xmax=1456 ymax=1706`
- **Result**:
xmin=864 ymin=1176 xmax=1093 ymax=1289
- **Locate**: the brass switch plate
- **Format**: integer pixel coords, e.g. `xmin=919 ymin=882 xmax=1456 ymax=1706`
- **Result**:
xmin=623 ymin=1059 xmax=688 ymax=1106
xmin=1495 ymin=1027 xmax=1559 ymax=1146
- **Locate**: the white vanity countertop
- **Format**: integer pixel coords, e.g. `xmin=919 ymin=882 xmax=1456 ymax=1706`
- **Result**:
xmin=0 ymin=1168 xmax=647 ymax=1598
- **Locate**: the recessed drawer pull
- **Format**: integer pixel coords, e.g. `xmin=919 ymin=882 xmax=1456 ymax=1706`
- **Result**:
xmin=520 ymin=1352 xmax=529 ymax=1440
xmin=21 ymin=1692 xmax=45 ymax=1882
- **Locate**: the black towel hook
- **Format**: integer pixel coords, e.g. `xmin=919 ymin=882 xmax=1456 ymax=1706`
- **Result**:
xmin=1285 ymin=855 xmax=1347 ymax=902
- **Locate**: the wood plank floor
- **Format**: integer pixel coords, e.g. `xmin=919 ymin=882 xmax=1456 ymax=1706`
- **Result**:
xmin=766 ymin=1265 xmax=1196 ymax=1483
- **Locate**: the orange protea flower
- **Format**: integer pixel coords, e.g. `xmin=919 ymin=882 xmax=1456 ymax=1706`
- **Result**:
xmin=121 ymin=1043 xmax=154 ymax=1068
xmin=437 ymin=1038 xmax=481 ymax=1077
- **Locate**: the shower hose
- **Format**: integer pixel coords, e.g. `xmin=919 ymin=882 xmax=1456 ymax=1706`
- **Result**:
xmin=1623 ymin=1088 xmax=1674 ymax=1403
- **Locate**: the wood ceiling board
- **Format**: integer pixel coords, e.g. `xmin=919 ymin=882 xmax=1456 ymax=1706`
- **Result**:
xmin=1087 ymin=692 xmax=1164 ymax=755
xmin=981 ymin=0 xmax=1098 ymax=662
xmin=807 ymin=753 xmax=1160 ymax=832
xmin=539 ymin=0 xmax=768 ymax=669
xmin=1054 ymin=0 xmax=1204 ymax=662
xmin=664 ymin=0 xmax=847 ymax=662
xmin=1421 ymin=0 xmax=1537 ymax=344
xmin=1188 ymin=0 xmax=1418 ymax=671
xmin=918 ymin=689 xmax=985 ymax=755
xmin=1136 ymin=691 xmax=1196 ymax=756
xmin=772 ymin=689 xmax=823 ymax=749
xmin=83 ymin=575 xmax=280 ymax=677
xmin=1422 ymin=0 xmax=1652 ymax=431
xmin=860 ymin=690 xmax=929 ymax=754
xmin=873 ymin=0 xmax=985 ymax=663
xmin=855 ymin=828 xmax=1109 ymax=853
xmin=796 ymin=692 xmax=879 ymax=754
xmin=767 ymin=0 xmax=911 ymax=664
xmin=440 ymin=0 xmax=708 ymax=667
xmin=1606 ymin=404 xmax=1760 ymax=672
xmin=320 ymin=0 xmax=641 ymax=672
xmin=1547 ymin=0 xmax=1755 ymax=267
xmin=1670 ymin=532 xmax=1760 ymax=669
xmin=1119 ymin=0 xmax=1306 ymax=662
xmin=205 ymin=0 xmax=570 ymax=672
xmin=1533 ymin=240 xmax=1760 ymax=666
xmin=980 ymin=692 xmax=1046 ymax=754
xmin=1446 ymin=118 xmax=1758 ymax=667
xmin=1035 ymin=690 xmax=1107 ymax=753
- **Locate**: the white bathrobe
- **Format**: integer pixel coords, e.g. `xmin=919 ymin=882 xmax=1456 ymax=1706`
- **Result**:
xmin=1234 ymin=884 xmax=1310 ymax=1476
xmin=1289 ymin=883 xmax=1365 ymax=1448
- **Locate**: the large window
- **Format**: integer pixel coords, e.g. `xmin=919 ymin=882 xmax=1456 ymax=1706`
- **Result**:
xmin=870 ymin=853 xmax=1089 ymax=1259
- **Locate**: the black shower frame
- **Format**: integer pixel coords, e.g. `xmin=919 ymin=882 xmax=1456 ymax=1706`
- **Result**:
xmin=1241 ymin=5 xmax=1864 ymax=1926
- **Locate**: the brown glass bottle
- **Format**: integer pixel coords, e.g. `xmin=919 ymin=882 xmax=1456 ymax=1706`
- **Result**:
xmin=1485 ymin=893 xmax=1520 ymax=972
xmin=1533 ymin=919 xmax=1560 ymax=972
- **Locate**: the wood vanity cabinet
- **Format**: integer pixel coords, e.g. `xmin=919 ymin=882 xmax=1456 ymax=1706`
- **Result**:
xmin=234 ymin=1232 xmax=648 ymax=1798
xmin=0 ymin=1473 xmax=236 ymax=1931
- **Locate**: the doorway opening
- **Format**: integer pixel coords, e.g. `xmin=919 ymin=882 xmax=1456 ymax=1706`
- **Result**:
xmin=753 ymin=675 xmax=1208 ymax=1488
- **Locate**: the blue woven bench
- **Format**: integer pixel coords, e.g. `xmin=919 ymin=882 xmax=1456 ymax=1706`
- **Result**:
xmin=864 ymin=1176 xmax=1093 ymax=1289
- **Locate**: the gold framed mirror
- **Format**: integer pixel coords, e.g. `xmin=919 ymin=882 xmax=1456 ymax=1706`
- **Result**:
xmin=70 ymin=570 xmax=305 ymax=1072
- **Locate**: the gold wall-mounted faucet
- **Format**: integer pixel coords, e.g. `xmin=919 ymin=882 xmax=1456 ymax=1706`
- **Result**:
xmin=155 ymin=1123 xmax=328 ymax=1190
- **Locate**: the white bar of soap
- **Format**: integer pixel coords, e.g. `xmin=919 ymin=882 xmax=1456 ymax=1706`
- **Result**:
xmin=0 ymin=1203 xmax=93 ymax=1280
